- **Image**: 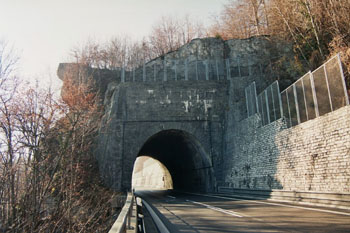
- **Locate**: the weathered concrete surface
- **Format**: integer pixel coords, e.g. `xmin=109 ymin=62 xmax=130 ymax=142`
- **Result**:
xmin=95 ymin=80 xmax=228 ymax=192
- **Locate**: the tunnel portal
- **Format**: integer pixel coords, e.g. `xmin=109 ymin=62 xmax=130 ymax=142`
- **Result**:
xmin=136 ymin=129 xmax=214 ymax=192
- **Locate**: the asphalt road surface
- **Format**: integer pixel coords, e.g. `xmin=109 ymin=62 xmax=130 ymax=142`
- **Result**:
xmin=135 ymin=190 xmax=350 ymax=233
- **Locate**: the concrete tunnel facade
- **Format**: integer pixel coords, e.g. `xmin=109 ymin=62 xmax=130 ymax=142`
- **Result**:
xmin=95 ymin=81 xmax=228 ymax=192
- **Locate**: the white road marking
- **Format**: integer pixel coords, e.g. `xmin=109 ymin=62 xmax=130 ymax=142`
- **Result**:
xmin=186 ymin=199 xmax=243 ymax=217
xmin=185 ymin=192 xmax=350 ymax=217
xmin=167 ymin=195 xmax=176 ymax=199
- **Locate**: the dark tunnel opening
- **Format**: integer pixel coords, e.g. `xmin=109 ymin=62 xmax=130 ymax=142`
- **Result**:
xmin=135 ymin=129 xmax=214 ymax=192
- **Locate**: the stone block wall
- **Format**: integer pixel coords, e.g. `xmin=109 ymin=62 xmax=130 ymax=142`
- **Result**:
xmin=224 ymin=104 xmax=350 ymax=193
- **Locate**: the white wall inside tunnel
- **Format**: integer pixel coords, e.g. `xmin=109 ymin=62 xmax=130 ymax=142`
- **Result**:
xmin=132 ymin=156 xmax=173 ymax=190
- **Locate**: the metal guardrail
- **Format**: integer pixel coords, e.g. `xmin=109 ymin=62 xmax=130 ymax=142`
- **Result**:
xmin=108 ymin=192 xmax=171 ymax=233
xmin=141 ymin=199 xmax=170 ymax=233
xmin=109 ymin=192 xmax=134 ymax=233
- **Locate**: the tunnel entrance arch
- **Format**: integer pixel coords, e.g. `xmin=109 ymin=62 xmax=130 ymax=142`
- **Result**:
xmin=134 ymin=129 xmax=215 ymax=192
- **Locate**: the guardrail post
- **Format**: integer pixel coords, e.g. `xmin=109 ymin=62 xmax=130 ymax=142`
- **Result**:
xmin=108 ymin=193 xmax=134 ymax=233
xmin=127 ymin=196 xmax=133 ymax=230
xmin=127 ymin=208 xmax=131 ymax=229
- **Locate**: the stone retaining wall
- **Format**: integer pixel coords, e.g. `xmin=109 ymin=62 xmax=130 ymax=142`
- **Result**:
xmin=224 ymin=104 xmax=350 ymax=193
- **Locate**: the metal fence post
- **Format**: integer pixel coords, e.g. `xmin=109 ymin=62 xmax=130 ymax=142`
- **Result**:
xmin=285 ymin=90 xmax=292 ymax=127
xmin=265 ymin=90 xmax=270 ymax=124
xmin=205 ymin=60 xmax=209 ymax=81
xmin=185 ymin=59 xmax=188 ymax=81
xmin=337 ymin=53 xmax=350 ymax=105
xmin=258 ymin=95 xmax=265 ymax=125
xmin=277 ymin=82 xmax=283 ymax=118
xmin=270 ymin=85 xmax=276 ymax=121
xmin=127 ymin=204 xmax=131 ymax=230
xmin=163 ymin=60 xmax=167 ymax=81
xmin=301 ymin=79 xmax=309 ymax=120
xmin=175 ymin=60 xmax=177 ymax=81
xmin=310 ymin=71 xmax=319 ymax=117
xmin=293 ymin=84 xmax=301 ymax=124
xmin=154 ymin=64 xmax=156 ymax=82
xmin=253 ymin=82 xmax=258 ymax=115
xmin=196 ymin=60 xmax=199 ymax=81
xmin=245 ymin=87 xmax=250 ymax=116
xmin=121 ymin=67 xmax=125 ymax=83
xmin=216 ymin=59 xmax=219 ymax=80
xmin=323 ymin=64 xmax=333 ymax=112
xmin=143 ymin=63 xmax=146 ymax=82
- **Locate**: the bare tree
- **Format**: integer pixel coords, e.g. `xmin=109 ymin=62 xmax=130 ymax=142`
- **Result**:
xmin=1 ymin=40 xmax=119 ymax=232
xmin=209 ymin=0 xmax=269 ymax=39
xmin=0 ymin=40 xmax=20 ymax=226
xmin=149 ymin=15 xmax=205 ymax=57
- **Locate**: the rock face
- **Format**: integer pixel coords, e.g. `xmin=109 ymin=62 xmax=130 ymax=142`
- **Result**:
xmin=58 ymin=36 xmax=350 ymax=196
xmin=57 ymin=63 xmax=120 ymax=102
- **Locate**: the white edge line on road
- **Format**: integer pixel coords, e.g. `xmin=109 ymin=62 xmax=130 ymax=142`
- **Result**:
xmin=186 ymin=199 xmax=243 ymax=218
xmin=142 ymin=199 xmax=171 ymax=233
xmin=184 ymin=192 xmax=350 ymax=217
xmin=167 ymin=195 xmax=176 ymax=199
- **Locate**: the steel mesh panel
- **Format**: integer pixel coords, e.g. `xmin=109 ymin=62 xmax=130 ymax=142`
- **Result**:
xmin=272 ymin=82 xmax=282 ymax=119
xmin=325 ymin=56 xmax=348 ymax=110
xmin=287 ymin=87 xmax=298 ymax=126
xmin=281 ymin=91 xmax=291 ymax=127
xmin=261 ymin=92 xmax=268 ymax=125
xmin=302 ymin=73 xmax=316 ymax=120
xmin=312 ymin=66 xmax=331 ymax=116
xmin=267 ymin=86 xmax=275 ymax=122
xmin=295 ymin=79 xmax=307 ymax=123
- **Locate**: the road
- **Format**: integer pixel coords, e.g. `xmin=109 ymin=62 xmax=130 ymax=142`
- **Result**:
xmin=135 ymin=190 xmax=350 ymax=233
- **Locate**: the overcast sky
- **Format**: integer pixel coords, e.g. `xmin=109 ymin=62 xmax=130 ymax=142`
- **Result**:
xmin=0 ymin=0 xmax=225 ymax=88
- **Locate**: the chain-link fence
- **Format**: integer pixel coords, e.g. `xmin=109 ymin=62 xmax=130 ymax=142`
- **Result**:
xmin=245 ymin=82 xmax=258 ymax=117
xmin=281 ymin=54 xmax=349 ymax=127
xmin=118 ymin=56 xmax=279 ymax=83
xmin=245 ymin=80 xmax=282 ymax=126
xmin=257 ymin=81 xmax=282 ymax=126
xmin=245 ymin=53 xmax=349 ymax=127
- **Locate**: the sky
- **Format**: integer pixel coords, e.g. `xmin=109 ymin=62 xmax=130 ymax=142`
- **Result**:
xmin=0 ymin=0 xmax=226 ymax=88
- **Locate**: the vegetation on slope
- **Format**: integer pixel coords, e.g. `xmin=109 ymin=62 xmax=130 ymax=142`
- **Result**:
xmin=0 ymin=45 xmax=121 ymax=232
